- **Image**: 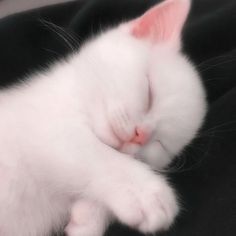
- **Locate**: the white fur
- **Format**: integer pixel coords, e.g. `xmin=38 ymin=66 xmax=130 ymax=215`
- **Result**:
xmin=0 ymin=1 xmax=206 ymax=236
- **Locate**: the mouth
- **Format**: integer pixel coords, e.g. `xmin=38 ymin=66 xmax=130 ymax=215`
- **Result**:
xmin=119 ymin=142 xmax=141 ymax=156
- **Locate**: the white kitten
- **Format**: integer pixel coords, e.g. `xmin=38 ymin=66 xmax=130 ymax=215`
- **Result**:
xmin=0 ymin=0 xmax=206 ymax=236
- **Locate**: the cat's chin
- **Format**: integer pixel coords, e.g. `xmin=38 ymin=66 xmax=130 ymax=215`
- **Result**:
xmin=119 ymin=141 xmax=172 ymax=170
xmin=119 ymin=142 xmax=141 ymax=156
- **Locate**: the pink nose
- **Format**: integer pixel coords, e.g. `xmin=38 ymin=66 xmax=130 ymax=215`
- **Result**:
xmin=130 ymin=127 xmax=149 ymax=145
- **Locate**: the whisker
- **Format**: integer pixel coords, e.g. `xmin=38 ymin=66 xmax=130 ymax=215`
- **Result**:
xmin=197 ymin=57 xmax=236 ymax=73
xmin=39 ymin=18 xmax=81 ymax=51
xmin=199 ymin=120 xmax=236 ymax=136
xmin=158 ymin=131 xmax=216 ymax=174
xmin=204 ymin=76 xmax=232 ymax=82
xmin=43 ymin=48 xmax=62 ymax=57
xmin=197 ymin=54 xmax=236 ymax=67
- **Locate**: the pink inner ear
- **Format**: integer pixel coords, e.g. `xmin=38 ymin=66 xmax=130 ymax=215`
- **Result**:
xmin=130 ymin=0 xmax=191 ymax=46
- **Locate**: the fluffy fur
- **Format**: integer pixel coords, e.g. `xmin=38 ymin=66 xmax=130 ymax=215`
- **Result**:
xmin=0 ymin=0 xmax=206 ymax=235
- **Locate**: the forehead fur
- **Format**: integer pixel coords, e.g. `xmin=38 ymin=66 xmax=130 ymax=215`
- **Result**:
xmin=83 ymin=29 xmax=150 ymax=67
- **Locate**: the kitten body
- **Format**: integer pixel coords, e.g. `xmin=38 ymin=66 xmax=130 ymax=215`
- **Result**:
xmin=0 ymin=0 xmax=206 ymax=235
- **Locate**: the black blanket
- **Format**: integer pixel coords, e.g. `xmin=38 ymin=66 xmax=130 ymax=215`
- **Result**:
xmin=0 ymin=0 xmax=236 ymax=236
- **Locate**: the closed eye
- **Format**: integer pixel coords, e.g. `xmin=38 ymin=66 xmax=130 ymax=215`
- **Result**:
xmin=146 ymin=73 xmax=153 ymax=112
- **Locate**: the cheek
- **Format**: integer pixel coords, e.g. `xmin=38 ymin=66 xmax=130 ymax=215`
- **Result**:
xmin=131 ymin=76 xmax=151 ymax=115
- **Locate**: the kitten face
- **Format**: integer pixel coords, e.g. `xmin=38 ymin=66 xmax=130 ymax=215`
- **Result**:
xmin=79 ymin=0 xmax=206 ymax=169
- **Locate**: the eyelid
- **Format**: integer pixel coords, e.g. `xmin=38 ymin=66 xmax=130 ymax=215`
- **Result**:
xmin=146 ymin=73 xmax=153 ymax=111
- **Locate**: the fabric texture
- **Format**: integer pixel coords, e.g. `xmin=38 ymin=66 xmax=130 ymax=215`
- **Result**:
xmin=0 ymin=0 xmax=235 ymax=235
xmin=0 ymin=0 xmax=73 ymax=18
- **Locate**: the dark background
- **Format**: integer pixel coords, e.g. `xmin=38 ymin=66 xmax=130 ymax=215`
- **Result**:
xmin=0 ymin=0 xmax=236 ymax=235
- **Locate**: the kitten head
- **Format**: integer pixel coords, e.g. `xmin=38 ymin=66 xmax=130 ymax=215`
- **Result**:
xmin=79 ymin=0 xmax=206 ymax=169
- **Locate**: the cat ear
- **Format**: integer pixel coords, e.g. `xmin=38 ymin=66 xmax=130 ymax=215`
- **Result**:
xmin=128 ymin=0 xmax=191 ymax=49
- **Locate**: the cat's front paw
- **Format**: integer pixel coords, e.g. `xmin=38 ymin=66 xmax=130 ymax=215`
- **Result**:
xmin=65 ymin=200 xmax=108 ymax=236
xmin=65 ymin=223 xmax=103 ymax=236
xmin=106 ymin=165 xmax=179 ymax=233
